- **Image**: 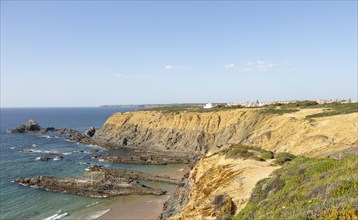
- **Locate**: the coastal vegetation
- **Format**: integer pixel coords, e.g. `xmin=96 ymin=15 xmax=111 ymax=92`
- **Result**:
xmin=141 ymin=101 xmax=358 ymax=118
xmin=234 ymin=155 xmax=358 ymax=220
xmin=260 ymin=102 xmax=358 ymax=118
xmin=304 ymin=102 xmax=358 ymax=118
xmin=142 ymin=104 xmax=242 ymax=113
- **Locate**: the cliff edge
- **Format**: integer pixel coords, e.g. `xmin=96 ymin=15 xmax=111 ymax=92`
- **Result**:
xmin=93 ymin=108 xmax=357 ymax=157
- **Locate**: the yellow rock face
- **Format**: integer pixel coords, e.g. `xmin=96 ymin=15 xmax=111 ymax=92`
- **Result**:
xmin=96 ymin=108 xmax=357 ymax=157
xmin=96 ymin=108 xmax=357 ymax=219
xmin=169 ymin=155 xmax=279 ymax=220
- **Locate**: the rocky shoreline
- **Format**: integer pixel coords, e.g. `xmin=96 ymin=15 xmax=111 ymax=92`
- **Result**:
xmin=12 ymin=106 xmax=357 ymax=220
xmin=14 ymin=165 xmax=184 ymax=197
xmin=11 ymin=120 xmax=193 ymax=204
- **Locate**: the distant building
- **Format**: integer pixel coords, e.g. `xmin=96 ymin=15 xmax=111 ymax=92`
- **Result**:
xmin=204 ymin=103 xmax=213 ymax=109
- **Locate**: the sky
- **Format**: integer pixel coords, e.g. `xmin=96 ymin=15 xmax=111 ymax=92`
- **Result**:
xmin=1 ymin=1 xmax=357 ymax=107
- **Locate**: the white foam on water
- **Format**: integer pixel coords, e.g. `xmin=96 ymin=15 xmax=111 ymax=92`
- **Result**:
xmin=32 ymin=144 xmax=38 ymax=147
xmin=63 ymin=152 xmax=72 ymax=155
xmin=22 ymin=149 xmax=61 ymax=154
xmin=43 ymin=210 xmax=68 ymax=220
xmin=53 ymin=156 xmax=61 ymax=161
xmin=87 ymin=209 xmax=110 ymax=220
xmin=78 ymin=162 xmax=92 ymax=165
xmin=10 ymin=147 xmax=15 ymax=150
xmin=85 ymin=201 xmax=99 ymax=208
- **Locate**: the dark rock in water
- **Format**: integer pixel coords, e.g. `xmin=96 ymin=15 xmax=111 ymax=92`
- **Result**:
xmin=84 ymin=127 xmax=96 ymax=137
xmin=14 ymin=172 xmax=166 ymax=197
xmin=11 ymin=120 xmax=42 ymax=133
xmin=26 ymin=120 xmax=42 ymax=131
xmin=36 ymin=157 xmax=52 ymax=161
xmin=45 ymin=127 xmax=55 ymax=132
xmin=11 ymin=121 xmax=97 ymax=146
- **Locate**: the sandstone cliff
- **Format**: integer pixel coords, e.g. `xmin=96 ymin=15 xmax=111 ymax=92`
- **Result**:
xmin=166 ymin=154 xmax=279 ymax=219
xmin=92 ymin=108 xmax=357 ymax=219
xmin=94 ymin=108 xmax=357 ymax=157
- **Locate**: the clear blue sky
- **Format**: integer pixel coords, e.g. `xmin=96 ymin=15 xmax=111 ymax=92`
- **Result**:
xmin=1 ymin=1 xmax=357 ymax=107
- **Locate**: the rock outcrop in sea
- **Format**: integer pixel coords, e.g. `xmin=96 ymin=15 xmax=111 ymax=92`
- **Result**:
xmin=11 ymin=120 xmax=97 ymax=144
xmin=14 ymin=165 xmax=181 ymax=197
xmin=11 ymin=119 xmax=44 ymax=133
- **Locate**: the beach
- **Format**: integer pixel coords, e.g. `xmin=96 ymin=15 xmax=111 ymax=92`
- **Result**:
xmin=90 ymin=165 xmax=190 ymax=220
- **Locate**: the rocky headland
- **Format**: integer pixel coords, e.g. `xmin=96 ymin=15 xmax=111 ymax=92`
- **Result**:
xmin=11 ymin=105 xmax=358 ymax=219
xmin=92 ymin=108 xmax=357 ymax=157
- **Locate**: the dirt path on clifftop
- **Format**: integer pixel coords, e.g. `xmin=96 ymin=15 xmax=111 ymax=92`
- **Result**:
xmin=169 ymin=154 xmax=279 ymax=220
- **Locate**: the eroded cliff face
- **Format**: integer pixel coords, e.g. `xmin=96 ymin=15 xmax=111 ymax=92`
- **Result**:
xmin=93 ymin=108 xmax=357 ymax=219
xmin=166 ymin=154 xmax=279 ymax=220
xmin=94 ymin=108 xmax=357 ymax=157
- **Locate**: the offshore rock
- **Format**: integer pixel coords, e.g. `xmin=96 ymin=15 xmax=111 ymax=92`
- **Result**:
xmin=13 ymin=165 xmax=184 ymax=197
xmin=11 ymin=120 xmax=43 ymax=133
xmin=84 ymin=126 xmax=96 ymax=137
xmin=14 ymin=176 xmax=164 ymax=197
xmin=11 ymin=120 xmax=97 ymax=145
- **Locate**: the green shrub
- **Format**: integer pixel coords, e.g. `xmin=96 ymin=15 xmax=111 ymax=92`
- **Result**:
xmin=273 ymin=152 xmax=296 ymax=165
xmin=260 ymin=151 xmax=274 ymax=159
xmin=233 ymin=156 xmax=358 ymax=220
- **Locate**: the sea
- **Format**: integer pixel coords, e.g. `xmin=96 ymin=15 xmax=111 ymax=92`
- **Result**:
xmin=0 ymin=108 xmax=180 ymax=220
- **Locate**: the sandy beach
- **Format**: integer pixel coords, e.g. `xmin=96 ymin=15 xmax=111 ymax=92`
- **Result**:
xmin=93 ymin=164 xmax=190 ymax=220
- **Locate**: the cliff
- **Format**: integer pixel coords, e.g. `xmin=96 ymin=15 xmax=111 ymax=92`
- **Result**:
xmin=94 ymin=108 xmax=357 ymax=157
xmin=92 ymin=107 xmax=357 ymax=219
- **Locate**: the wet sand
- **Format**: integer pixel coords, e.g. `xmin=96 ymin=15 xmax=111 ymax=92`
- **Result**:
xmin=97 ymin=194 xmax=170 ymax=220
xmin=95 ymin=164 xmax=190 ymax=220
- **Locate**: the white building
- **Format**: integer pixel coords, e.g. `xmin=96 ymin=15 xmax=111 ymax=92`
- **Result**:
xmin=204 ymin=103 xmax=213 ymax=109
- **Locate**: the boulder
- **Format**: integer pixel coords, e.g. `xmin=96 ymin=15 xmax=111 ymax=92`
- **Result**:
xmin=26 ymin=120 xmax=42 ymax=131
xmin=84 ymin=127 xmax=96 ymax=137
xmin=11 ymin=120 xmax=42 ymax=133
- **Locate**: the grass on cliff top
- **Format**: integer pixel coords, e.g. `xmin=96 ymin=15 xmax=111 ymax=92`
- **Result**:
xmin=260 ymin=101 xmax=358 ymax=118
xmin=234 ymin=154 xmax=358 ymax=220
xmin=304 ymin=102 xmax=358 ymax=118
xmin=141 ymin=101 xmax=358 ymax=118
xmin=142 ymin=104 xmax=243 ymax=113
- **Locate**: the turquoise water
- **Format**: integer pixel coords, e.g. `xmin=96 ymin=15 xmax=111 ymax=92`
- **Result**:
xmin=0 ymin=108 xmax=180 ymax=220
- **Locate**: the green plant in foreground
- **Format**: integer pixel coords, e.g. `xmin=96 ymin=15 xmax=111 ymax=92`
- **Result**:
xmin=234 ymin=155 xmax=358 ymax=220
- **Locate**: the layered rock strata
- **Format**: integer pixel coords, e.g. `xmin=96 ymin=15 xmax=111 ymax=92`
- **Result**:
xmin=101 ymin=150 xmax=201 ymax=165
xmin=85 ymin=165 xmax=181 ymax=185
xmin=14 ymin=165 xmax=181 ymax=197
xmin=161 ymin=153 xmax=279 ymax=219
xmin=15 ymin=176 xmax=164 ymax=197
xmin=93 ymin=109 xmax=358 ymax=157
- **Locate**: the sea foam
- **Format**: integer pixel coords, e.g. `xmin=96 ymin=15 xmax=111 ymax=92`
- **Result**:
xmin=87 ymin=209 xmax=110 ymax=220
xmin=43 ymin=210 xmax=68 ymax=220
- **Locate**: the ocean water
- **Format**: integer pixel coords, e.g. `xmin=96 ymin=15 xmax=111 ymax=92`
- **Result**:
xmin=0 ymin=108 xmax=180 ymax=220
